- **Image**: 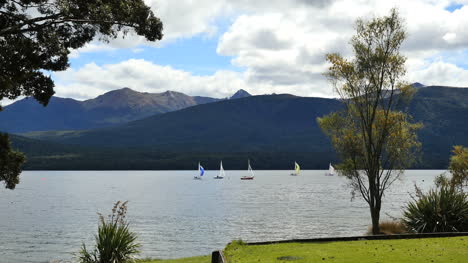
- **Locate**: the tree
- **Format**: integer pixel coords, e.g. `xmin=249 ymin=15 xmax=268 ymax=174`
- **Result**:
xmin=0 ymin=0 xmax=163 ymax=189
xmin=434 ymin=145 xmax=467 ymax=190
xmin=317 ymin=9 xmax=421 ymax=234
xmin=0 ymin=133 xmax=25 ymax=189
xmin=448 ymin=145 xmax=468 ymax=189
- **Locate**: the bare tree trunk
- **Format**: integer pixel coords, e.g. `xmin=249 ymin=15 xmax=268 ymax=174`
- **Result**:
xmin=370 ymin=205 xmax=381 ymax=235
xmin=369 ymin=171 xmax=381 ymax=235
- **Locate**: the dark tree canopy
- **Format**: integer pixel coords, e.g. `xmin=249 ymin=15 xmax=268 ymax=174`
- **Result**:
xmin=0 ymin=0 xmax=163 ymax=108
xmin=0 ymin=0 xmax=163 ymax=190
xmin=0 ymin=133 xmax=25 ymax=189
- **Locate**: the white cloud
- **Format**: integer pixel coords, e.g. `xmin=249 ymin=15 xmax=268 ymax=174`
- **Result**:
xmin=148 ymin=0 xmax=225 ymax=40
xmin=442 ymin=32 xmax=457 ymax=43
xmin=59 ymin=0 xmax=467 ymax=99
xmin=83 ymin=0 xmax=338 ymax=48
xmin=69 ymin=43 xmax=117 ymax=58
xmin=215 ymin=0 xmax=468 ymax=91
xmin=52 ymin=59 xmax=333 ymax=100
xmin=408 ymin=61 xmax=468 ymax=87
xmin=53 ymin=60 xmax=243 ymax=99
xmin=217 ymin=11 xmax=350 ymax=88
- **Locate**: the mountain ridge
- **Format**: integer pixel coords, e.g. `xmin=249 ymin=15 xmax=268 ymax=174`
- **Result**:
xmin=0 ymin=88 xmax=251 ymax=133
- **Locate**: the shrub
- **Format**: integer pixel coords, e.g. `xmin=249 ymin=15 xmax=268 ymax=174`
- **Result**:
xmin=403 ymin=186 xmax=468 ymax=233
xmin=78 ymin=201 xmax=141 ymax=263
xmin=225 ymin=240 xmax=246 ymax=249
xmin=366 ymin=220 xmax=407 ymax=235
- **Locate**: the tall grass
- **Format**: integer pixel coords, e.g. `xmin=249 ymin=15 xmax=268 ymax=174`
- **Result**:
xmin=78 ymin=201 xmax=141 ymax=263
xmin=366 ymin=220 xmax=407 ymax=235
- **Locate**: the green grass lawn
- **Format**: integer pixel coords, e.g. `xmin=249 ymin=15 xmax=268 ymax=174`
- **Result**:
xmin=224 ymin=237 xmax=468 ymax=263
xmin=137 ymin=255 xmax=210 ymax=263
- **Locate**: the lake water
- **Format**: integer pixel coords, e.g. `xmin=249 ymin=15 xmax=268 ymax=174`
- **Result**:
xmin=0 ymin=170 xmax=442 ymax=262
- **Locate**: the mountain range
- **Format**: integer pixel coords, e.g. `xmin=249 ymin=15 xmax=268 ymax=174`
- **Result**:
xmin=0 ymin=88 xmax=251 ymax=133
xmin=4 ymin=85 xmax=468 ymax=170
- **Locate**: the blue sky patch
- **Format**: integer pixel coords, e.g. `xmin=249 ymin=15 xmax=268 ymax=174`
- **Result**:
xmin=69 ymin=35 xmax=239 ymax=76
xmin=445 ymin=3 xmax=464 ymax=12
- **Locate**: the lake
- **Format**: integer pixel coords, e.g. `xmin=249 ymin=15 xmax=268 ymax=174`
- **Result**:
xmin=0 ymin=170 xmax=442 ymax=262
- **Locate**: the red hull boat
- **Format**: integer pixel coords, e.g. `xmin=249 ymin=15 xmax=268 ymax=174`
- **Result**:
xmin=241 ymin=176 xmax=254 ymax=180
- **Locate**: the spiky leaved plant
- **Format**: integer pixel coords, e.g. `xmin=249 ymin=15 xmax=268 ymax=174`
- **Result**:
xmin=78 ymin=201 xmax=141 ymax=263
xmin=403 ymin=186 xmax=468 ymax=233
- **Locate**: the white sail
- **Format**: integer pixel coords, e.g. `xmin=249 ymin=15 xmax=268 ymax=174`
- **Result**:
xmin=248 ymin=160 xmax=254 ymax=177
xmin=220 ymin=161 xmax=225 ymax=176
xmin=217 ymin=161 xmax=225 ymax=178
xmin=241 ymin=160 xmax=255 ymax=180
xmin=329 ymin=163 xmax=335 ymax=174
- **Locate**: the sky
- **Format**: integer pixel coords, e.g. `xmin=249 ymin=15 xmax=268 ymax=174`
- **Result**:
xmin=17 ymin=0 xmax=468 ymax=101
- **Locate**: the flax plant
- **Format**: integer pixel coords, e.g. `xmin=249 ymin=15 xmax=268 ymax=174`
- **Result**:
xmin=403 ymin=186 xmax=468 ymax=233
xmin=78 ymin=201 xmax=140 ymax=263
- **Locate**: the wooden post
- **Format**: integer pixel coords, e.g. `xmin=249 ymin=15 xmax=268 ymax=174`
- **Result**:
xmin=211 ymin=250 xmax=220 ymax=263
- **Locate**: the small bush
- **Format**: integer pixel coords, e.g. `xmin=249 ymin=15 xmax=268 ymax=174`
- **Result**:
xmin=225 ymin=240 xmax=246 ymax=249
xmin=366 ymin=220 xmax=407 ymax=235
xmin=224 ymin=240 xmax=247 ymax=262
xmin=403 ymin=186 xmax=468 ymax=233
xmin=78 ymin=201 xmax=141 ymax=263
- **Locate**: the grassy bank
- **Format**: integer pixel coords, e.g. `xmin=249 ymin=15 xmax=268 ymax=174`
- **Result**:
xmin=224 ymin=237 xmax=467 ymax=263
xmin=138 ymin=255 xmax=210 ymax=263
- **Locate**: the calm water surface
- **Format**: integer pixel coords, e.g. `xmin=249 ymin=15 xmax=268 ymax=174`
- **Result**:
xmin=0 ymin=170 xmax=442 ymax=262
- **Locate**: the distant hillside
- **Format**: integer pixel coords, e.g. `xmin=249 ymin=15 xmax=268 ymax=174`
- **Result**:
xmin=16 ymin=85 xmax=468 ymax=169
xmin=24 ymin=94 xmax=342 ymax=152
xmin=9 ymin=134 xmax=337 ymax=170
xmin=407 ymin=86 xmax=468 ymax=168
xmin=0 ymin=88 xmax=238 ymax=133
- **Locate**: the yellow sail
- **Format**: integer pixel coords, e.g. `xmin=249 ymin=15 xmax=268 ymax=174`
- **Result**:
xmin=295 ymin=162 xmax=300 ymax=175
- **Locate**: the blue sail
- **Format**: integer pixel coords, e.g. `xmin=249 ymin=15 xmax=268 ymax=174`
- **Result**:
xmin=199 ymin=165 xmax=205 ymax=176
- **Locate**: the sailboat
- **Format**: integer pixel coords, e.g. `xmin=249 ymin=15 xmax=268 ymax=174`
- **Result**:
xmin=290 ymin=161 xmax=300 ymax=176
xmin=241 ymin=160 xmax=255 ymax=180
xmin=194 ymin=162 xmax=204 ymax=180
xmin=214 ymin=161 xmax=225 ymax=179
xmin=325 ymin=163 xmax=335 ymax=176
